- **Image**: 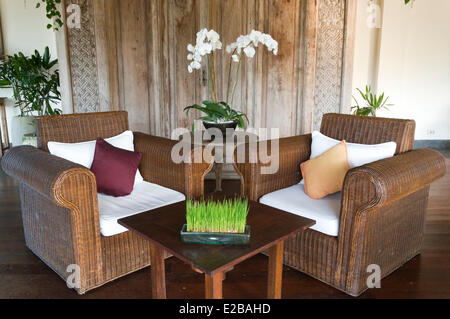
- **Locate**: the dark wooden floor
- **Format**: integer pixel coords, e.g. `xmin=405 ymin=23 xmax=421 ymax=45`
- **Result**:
xmin=0 ymin=156 xmax=449 ymax=299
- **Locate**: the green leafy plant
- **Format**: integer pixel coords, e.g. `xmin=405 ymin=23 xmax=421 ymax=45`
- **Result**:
xmin=186 ymin=198 xmax=249 ymax=234
xmin=36 ymin=0 xmax=64 ymax=31
xmin=351 ymin=85 xmax=393 ymax=117
xmin=184 ymin=100 xmax=248 ymax=130
xmin=0 ymin=47 xmax=62 ymax=116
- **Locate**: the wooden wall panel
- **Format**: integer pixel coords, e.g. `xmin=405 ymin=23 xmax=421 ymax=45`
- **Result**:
xmin=265 ymin=0 xmax=299 ymax=137
xmin=59 ymin=0 xmax=356 ymax=139
xmin=117 ymin=0 xmax=150 ymax=133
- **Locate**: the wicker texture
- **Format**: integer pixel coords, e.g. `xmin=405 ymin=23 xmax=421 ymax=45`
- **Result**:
xmin=234 ymin=134 xmax=312 ymax=200
xmin=320 ymin=113 xmax=416 ymax=154
xmin=36 ymin=111 xmax=129 ymax=152
xmin=235 ymin=113 xmax=446 ymax=296
xmin=2 ymin=111 xmax=213 ymax=294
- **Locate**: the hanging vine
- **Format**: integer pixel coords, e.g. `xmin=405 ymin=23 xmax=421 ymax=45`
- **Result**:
xmin=35 ymin=0 xmax=64 ymax=31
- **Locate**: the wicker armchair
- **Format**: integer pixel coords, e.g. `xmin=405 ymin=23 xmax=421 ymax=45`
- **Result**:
xmin=234 ymin=113 xmax=446 ymax=296
xmin=1 ymin=111 xmax=213 ymax=294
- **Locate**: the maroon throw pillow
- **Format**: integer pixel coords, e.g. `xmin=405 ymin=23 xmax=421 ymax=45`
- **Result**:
xmin=91 ymin=138 xmax=143 ymax=197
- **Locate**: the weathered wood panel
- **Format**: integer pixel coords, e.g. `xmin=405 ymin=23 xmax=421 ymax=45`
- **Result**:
xmin=58 ymin=0 xmax=356 ymax=139
xmin=118 ymin=0 xmax=150 ymax=133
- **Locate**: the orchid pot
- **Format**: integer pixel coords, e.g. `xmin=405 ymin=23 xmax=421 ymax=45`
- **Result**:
xmin=202 ymin=119 xmax=238 ymax=139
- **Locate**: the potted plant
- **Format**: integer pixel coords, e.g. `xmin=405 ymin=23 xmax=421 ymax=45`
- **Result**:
xmin=0 ymin=47 xmax=61 ymax=146
xmin=184 ymin=29 xmax=278 ymax=137
xmin=181 ymin=198 xmax=250 ymax=245
xmin=351 ymin=85 xmax=393 ymax=117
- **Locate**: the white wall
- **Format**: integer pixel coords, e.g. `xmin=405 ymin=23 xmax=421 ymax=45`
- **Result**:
xmin=352 ymin=0 xmax=450 ymax=140
xmin=0 ymin=0 xmax=58 ymax=143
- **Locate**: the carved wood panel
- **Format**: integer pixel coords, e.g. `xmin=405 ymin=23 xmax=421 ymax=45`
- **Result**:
xmin=313 ymin=0 xmax=346 ymax=130
xmin=66 ymin=0 xmax=99 ymax=113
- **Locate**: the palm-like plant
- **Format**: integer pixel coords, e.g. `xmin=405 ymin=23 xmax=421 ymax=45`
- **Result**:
xmin=184 ymin=100 xmax=248 ymax=129
xmin=0 ymin=47 xmax=61 ymax=116
xmin=351 ymin=85 xmax=393 ymax=117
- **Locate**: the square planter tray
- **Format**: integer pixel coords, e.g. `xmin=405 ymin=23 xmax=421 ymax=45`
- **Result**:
xmin=180 ymin=224 xmax=251 ymax=245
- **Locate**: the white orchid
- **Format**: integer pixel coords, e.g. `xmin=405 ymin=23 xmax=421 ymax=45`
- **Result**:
xmin=226 ymin=43 xmax=237 ymax=54
xmin=197 ymin=42 xmax=213 ymax=56
xmin=187 ymin=28 xmax=223 ymax=74
xmin=211 ymin=41 xmax=222 ymax=50
xmin=236 ymin=35 xmax=251 ymax=48
xmin=186 ymin=28 xmax=278 ymax=118
xmin=187 ymin=44 xmax=195 ymax=53
xmin=243 ymin=46 xmax=256 ymax=58
xmin=249 ymin=30 xmax=262 ymax=46
xmin=207 ymin=29 xmax=220 ymax=42
xmin=227 ymin=30 xmax=278 ymax=63
xmin=223 ymin=30 xmax=278 ymax=107
xmin=196 ymin=28 xmax=208 ymax=43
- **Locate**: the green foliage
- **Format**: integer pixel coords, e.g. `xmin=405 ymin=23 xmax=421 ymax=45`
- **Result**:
xmin=404 ymin=0 xmax=411 ymax=4
xmin=184 ymin=100 xmax=248 ymax=129
xmin=36 ymin=0 xmax=64 ymax=31
xmin=0 ymin=47 xmax=62 ymax=116
xmin=186 ymin=198 xmax=249 ymax=234
xmin=351 ymin=85 xmax=393 ymax=117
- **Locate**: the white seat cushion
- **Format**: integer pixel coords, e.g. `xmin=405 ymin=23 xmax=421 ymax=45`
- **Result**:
xmin=98 ymin=181 xmax=185 ymax=236
xmin=259 ymin=181 xmax=341 ymax=236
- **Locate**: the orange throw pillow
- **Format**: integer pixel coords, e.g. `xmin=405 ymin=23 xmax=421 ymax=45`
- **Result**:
xmin=300 ymin=141 xmax=350 ymax=199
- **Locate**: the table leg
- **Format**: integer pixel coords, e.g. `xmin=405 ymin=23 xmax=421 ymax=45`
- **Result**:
xmin=215 ymin=163 xmax=223 ymax=192
xmin=205 ymin=272 xmax=223 ymax=299
xmin=267 ymin=241 xmax=284 ymax=299
xmin=150 ymin=242 xmax=166 ymax=299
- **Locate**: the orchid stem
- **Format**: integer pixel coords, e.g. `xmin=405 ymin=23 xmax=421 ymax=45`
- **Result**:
xmin=230 ymin=53 xmax=243 ymax=108
xmin=226 ymin=49 xmax=237 ymax=105
xmin=207 ymin=56 xmax=212 ymax=101
xmin=211 ymin=51 xmax=217 ymax=102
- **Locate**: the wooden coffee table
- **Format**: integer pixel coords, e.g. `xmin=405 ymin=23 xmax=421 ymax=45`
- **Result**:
xmin=118 ymin=200 xmax=315 ymax=299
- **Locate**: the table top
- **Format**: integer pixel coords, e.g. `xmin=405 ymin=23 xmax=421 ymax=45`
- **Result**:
xmin=118 ymin=200 xmax=315 ymax=275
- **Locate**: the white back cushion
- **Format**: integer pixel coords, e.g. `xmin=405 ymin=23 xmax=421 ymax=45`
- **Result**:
xmin=48 ymin=130 xmax=144 ymax=186
xmin=310 ymin=131 xmax=396 ymax=168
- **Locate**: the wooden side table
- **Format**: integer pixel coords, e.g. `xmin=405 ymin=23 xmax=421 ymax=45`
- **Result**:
xmin=119 ymin=200 xmax=315 ymax=299
xmin=0 ymin=98 xmax=10 ymax=157
xmin=185 ymin=131 xmax=258 ymax=192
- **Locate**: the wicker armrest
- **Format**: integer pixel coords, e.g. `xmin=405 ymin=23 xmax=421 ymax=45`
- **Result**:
xmin=234 ymin=134 xmax=312 ymax=200
xmin=2 ymin=146 xmax=103 ymax=290
xmin=1 ymin=146 xmax=95 ymax=200
xmin=339 ymin=148 xmax=446 ymax=238
xmin=341 ymin=148 xmax=446 ymax=213
xmin=336 ymin=148 xmax=446 ymax=288
xmin=134 ymin=132 xmax=213 ymax=198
